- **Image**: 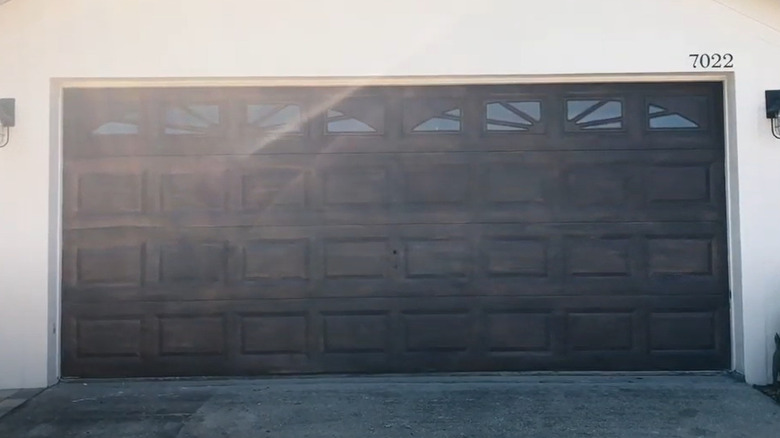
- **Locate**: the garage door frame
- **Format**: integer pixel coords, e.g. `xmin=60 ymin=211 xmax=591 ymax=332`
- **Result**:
xmin=50 ymin=73 xmax=739 ymax=380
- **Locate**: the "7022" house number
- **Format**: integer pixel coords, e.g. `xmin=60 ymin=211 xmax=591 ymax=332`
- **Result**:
xmin=689 ymin=53 xmax=734 ymax=69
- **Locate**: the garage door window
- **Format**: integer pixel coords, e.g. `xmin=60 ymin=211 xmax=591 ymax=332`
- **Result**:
xmin=485 ymin=100 xmax=542 ymax=132
xmin=326 ymin=99 xmax=385 ymax=134
xmin=566 ymin=99 xmax=623 ymax=130
xmin=648 ymin=104 xmax=700 ymax=130
xmin=165 ymin=104 xmax=220 ymax=135
xmin=247 ymin=103 xmax=302 ymax=132
xmin=91 ymin=101 xmax=141 ymax=136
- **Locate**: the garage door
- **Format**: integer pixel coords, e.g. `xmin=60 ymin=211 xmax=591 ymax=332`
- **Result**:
xmin=62 ymin=83 xmax=729 ymax=377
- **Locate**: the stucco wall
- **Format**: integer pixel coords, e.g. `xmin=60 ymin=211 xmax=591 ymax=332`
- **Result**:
xmin=1 ymin=0 xmax=780 ymax=389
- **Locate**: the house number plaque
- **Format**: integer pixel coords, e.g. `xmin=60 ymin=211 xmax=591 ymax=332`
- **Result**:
xmin=689 ymin=53 xmax=734 ymax=69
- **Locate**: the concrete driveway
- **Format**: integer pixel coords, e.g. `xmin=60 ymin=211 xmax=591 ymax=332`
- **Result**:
xmin=0 ymin=374 xmax=777 ymax=438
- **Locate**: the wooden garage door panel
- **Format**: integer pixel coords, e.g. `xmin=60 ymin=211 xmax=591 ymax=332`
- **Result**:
xmin=62 ymin=83 xmax=729 ymax=377
xmin=61 ymin=293 xmax=729 ymax=376
xmin=62 ymin=221 xmax=726 ymax=302
xmin=63 ymin=150 xmax=723 ymax=229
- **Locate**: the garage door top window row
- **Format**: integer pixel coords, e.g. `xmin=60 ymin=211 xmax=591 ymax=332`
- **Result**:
xmin=81 ymin=94 xmax=709 ymax=138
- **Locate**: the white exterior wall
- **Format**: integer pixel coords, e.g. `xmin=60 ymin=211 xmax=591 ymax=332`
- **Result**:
xmin=1 ymin=0 xmax=780 ymax=389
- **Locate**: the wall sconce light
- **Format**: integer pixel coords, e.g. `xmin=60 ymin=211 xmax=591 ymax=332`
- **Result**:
xmin=766 ymin=90 xmax=780 ymax=139
xmin=0 ymin=98 xmax=15 ymax=148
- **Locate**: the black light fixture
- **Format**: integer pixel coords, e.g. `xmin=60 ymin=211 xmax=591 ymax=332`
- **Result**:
xmin=766 ymin=90 xmax=780 ymax=139
xmin=0 ymin=98 xmax=14 ymax=148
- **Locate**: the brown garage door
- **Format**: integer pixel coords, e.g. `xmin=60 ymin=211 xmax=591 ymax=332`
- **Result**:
xmin=61 ymin=82 xmax=729 ymax=377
